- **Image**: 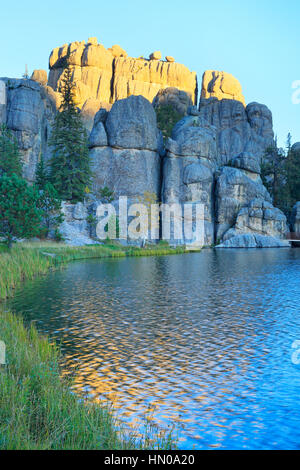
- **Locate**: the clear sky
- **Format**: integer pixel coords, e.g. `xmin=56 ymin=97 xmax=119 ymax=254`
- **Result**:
xmin=1 ymin=0 xmax=299 ymax=147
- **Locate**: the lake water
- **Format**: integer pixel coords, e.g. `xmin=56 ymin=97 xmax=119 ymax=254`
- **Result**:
xmin=7 ymin=248 xmax=300 ymax=449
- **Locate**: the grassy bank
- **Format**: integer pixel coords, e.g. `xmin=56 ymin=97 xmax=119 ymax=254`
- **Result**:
xmin=0 ymin=310 xmax=176 ymax=450
xmin=0 ymin=241 xmax=182 ymax=449
xmin=0 ymin=241 xmax=186 ymax=301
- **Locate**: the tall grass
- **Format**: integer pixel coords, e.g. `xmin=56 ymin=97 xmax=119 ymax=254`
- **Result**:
xmin=0 ymin=242 xmax=186 ymax=301
xmin=0 ymin=311 xmax=176 ymax=450
xmin=0 ymin=241 xmax=181 ymax=449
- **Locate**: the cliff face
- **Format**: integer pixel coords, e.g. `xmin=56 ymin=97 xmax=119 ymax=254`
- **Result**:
xmin=0 ymin=78 xmax=55 ymax=182
xmin=47 ymin=38 xmax=198 ymax=115
xmin=0 ymin=41 xmax=292 ymax=247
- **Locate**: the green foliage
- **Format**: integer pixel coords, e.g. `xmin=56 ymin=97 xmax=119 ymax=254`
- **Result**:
xmin=104 ymin=215 xmax=120 ymax=239
xmin=37 ymin=183 xmax=64 ymax=237
xmin=155 ymin=104 xmax=184 ymax=140
xmin=261 ymin=137 xmax=300 ymax=218
xmin=0 ymin=124 xmax=22 ymax=177
xmin=35 ymin=157 xmax=49 ymax=190
xmin=86 ymin=214 xmax=97 ymax=238
xmin=98 ymin=186 xmax=115 ymax=203
xmin=49 ymin=66 xmax=91 ymax=203
xmin=0 ymin=174 xmax=42 ymax=248
xmin=53 ymin=228 xmax=64 ymax=242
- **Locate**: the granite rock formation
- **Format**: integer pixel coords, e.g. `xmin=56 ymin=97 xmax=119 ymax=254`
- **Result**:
xmin=201 ymin=70 xmax=246 ymax=106
xmin=152 ymin=87 xmax=193 ymax=116
xmin=291 ymin=202 xmax=300 ymax=233
xmin=0 ymin=41 xmax=293 ymax=247
xmin=46 ymin=38 xmax=198 ymax=120
xmin=89 ymin=95 xmax=161 ymax=204
xmin=0 ymin=78 xmax=55 ymax=182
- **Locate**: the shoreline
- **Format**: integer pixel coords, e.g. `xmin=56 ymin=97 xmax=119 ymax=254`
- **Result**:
xmin=0 ymin=241 xmax=188 ymax=450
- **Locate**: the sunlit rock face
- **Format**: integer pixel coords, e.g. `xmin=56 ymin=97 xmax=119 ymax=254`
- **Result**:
xmin=0 ymin=78 xmax=55 ymax=182
xmin=31 ymin=69 xmax=48 ymax=86
xmin=47 ymin=38 xmax=198 ymax=122
xmin=201 ymin=70 xmax=246 ymax=106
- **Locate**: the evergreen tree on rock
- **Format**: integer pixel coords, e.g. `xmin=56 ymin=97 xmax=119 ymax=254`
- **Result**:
xmin=49 ymin=64 xmax=91 ymax=203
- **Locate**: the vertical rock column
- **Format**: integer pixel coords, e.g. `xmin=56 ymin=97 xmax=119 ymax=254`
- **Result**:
xmin=0 ymin=80 xmax=6 ymax=124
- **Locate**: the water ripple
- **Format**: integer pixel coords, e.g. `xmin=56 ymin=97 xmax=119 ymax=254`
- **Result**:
xmin=7 ymin=248 xmax=300 ymax=449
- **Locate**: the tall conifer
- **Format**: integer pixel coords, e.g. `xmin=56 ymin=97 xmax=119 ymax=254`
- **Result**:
xmin=49 ymin=64 xmax=91 ymax=202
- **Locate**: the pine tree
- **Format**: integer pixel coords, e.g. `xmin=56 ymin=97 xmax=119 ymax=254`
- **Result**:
xmin=0 ymin=124 xmax=22 ymax=177
xmin=285 ymin=144 xmax=300 ymax=211
xmin=0 ymin=173 xmax=42 ymax=248
xmin=261 ymin=139 xmax=287 ymax=209
xmin=35 ymin=157 xmax=48 ymax=190
xmin=37 ymin=182 xmax=64 ymax=238
xmin=49 ymin=65 xmax=91 ymax=203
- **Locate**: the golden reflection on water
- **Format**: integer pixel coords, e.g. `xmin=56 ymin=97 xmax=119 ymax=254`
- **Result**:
xmin=8 ymin=249 xmax=300 ymax=449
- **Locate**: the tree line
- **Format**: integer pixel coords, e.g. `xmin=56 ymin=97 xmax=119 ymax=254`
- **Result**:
xmin=261 ymin=134 xmax=300 ymax=222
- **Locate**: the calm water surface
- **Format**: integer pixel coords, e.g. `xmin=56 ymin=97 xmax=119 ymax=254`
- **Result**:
xmin=7 ymin=249 xmax=300 ymax=449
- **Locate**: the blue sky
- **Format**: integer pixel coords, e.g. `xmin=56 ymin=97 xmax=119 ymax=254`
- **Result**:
xmin=1 ymin=0 xmax=299 ymax=147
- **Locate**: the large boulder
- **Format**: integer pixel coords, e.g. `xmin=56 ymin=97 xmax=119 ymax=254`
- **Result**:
xmin=215 ymin=166 xmax=272 ymax=241
xmin=105 ymin=95 xmax=159 ymax=150
xmin=232 ymin=152 xmax=261 ymax=174
xmin=217 ymin=233 xmax=290 ymax=248
xmin=152 ymin=87 xmax=193 ymax=116
xmin=59 ymin=202 xmax=94 ymax=246
xmin=198 ymin=98 xmax=274 ymax=166
xmin=201 ymin=70 xmax=246 ymax=106
xmin=31 ymin=69 xmax=48 ymax=86
xmin=89 ymin=95 xmax=161 ymax=206
xmin=90 ymin=147 xmax=161 ymax=200
xmin=223 ymin=198 xmax=288 ymax=241
xmin=166 ymin=125 xmax=217 ymax=159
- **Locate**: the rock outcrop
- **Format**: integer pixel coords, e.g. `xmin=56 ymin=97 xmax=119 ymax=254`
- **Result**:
xmin=201 ymin=70 xmax=246 ymax=106
xmin=197 ymin=98 xmax=274 ymax=166
xmin=59 ymin=202 xmax=94 ymax=246
xmin=47 ymin=39 xmax=198 ymax=120
xmin=0 ymin=78 xmax=55 ymax=182
xmin=291 ymin=202 xmax=300 ymax=233
xmin=161 ymin=75 xmax=286 ymax=247
xmin=0 ymin=80 xmax=6 ymax=124
xmin=217 ymin=234 xmax=290 ymax=248
xmin=89 ymin=95 xmax=161 ymax=205
xmin=0 ymin=42 xmax=292 ymax=248
xmin=152 ymin=87 xmax=193 ymax=116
